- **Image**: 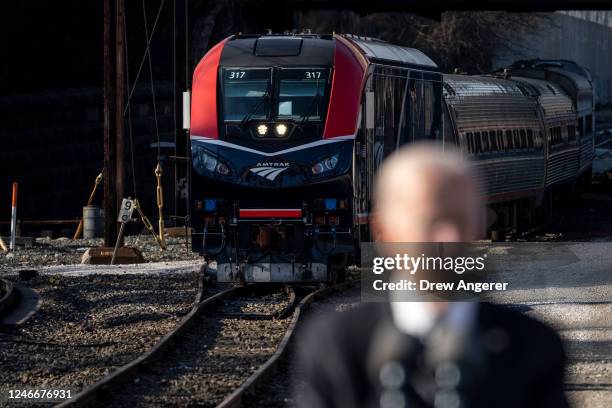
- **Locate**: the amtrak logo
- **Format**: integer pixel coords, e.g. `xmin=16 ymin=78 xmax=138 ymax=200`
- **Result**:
xmin=249 ymin=162 xmax=290 ymax=181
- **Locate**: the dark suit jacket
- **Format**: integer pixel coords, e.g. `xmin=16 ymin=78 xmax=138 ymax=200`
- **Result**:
xmin=295 ymin=302 xmax=568 ymax=408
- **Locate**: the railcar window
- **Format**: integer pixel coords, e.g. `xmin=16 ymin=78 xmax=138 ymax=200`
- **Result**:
xmin=465 ymin=132 xmax=473 ymax=153
xmin=577 ymin=117 xmax=584 ymax=137
xmin=489 ymin=131 xmax=498 ymax=151
xmin=551 ymin=128 xmax=555 ymax=145
xmin=520 ymin=130 xmax=527 ymax=149
xmin=497 ymin=130 xmax=504 ymax=150
xmin=277 ymin=68 xmax=328 ymax=121
xmin=513 ymin=130 xmax=521 ymax=150
xmin=538 ymin=131 xmax=544 ymax=147
xmin=549 ymin=126 xmax=564 ymax=145
xmin=506 ymin=130 xmax=514 ymax=150
xmin=482 ymin=131 xmax=490 ymax=152
xmin=474 ymin=132 xmax=482 ymax=153
xmin=527 ymin=129 xmax=534 ymax=148
xmin=568 ymin=125 xmax=576 ymax=141
xmin=549 ymin=128 xmax=553 ymax=145
xmin=222 ymin=68 xmax=271 ymax=121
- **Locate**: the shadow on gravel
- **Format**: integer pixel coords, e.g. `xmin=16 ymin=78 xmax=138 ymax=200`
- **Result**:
xmin=99 ymin=315 xmax=227 ymax=408
xmin=564 ymin=339 xmax=612 ymax=361
xmin=0 ymin=273 xmax=198 ymax=392
xmin=102 ymin=312 xmax=178 ymax=328
xmin=564 ymin=383 xmax=612 ymax=391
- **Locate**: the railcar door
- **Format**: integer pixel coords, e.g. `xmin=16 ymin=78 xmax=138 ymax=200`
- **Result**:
xmin=398 ymin=71 xmax=443 ymax=146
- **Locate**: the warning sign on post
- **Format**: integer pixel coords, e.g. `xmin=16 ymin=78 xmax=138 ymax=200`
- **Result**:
xmin=117 ymin=198 xmax=135 ymax=223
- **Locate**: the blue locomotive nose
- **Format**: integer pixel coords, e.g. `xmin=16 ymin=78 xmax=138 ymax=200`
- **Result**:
xmin=191 ymin=137 xmax=354 ymax=189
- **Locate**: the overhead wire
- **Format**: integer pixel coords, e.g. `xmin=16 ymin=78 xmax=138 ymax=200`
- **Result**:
xmin=142 ymin=0 xmax=162 ymax=159
xmin=142 ymin=0 xmax=166 ymax=249
xmin=118 ymin=0 xmax=167 ymax=250
xmin=123 ymin=2 xmax=138 ymax=199
xmin=123 ymin=0 xmax=166 ymax=117
xmin=173 ymin=0 xmax=177 ymax=219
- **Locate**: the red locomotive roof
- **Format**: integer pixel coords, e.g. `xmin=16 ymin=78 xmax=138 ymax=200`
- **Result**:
xmin=191 ymin=33 xmax=439 ymax=142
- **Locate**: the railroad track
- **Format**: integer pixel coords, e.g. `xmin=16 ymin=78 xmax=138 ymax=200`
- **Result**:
xmin=219 ymin=279 xmax=357 ymax=408
xmin=57 ymin=269 xmax=351 ymax=407
xmin=0 ymin=278 xmax=17 ymax=321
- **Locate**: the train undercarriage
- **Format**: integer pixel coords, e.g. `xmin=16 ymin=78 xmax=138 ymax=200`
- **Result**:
xmin=192 ymin=191 xmax=355 ymax=283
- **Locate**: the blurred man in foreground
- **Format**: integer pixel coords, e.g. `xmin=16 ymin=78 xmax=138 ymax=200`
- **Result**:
xmin=295 ymin=144 xmax=567 ymax=407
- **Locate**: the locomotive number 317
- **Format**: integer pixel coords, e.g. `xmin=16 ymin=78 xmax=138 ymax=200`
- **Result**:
xmin=305 ymin=71 xmax=322 ymax=79
xmin=229 ymin=71 xmax=246 ymax=79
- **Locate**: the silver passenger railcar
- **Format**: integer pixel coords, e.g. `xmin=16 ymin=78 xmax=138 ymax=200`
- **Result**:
xmin=512 ymin=76 xmax=580 ymax=188
xmin=442 ymin=74 xmax=545 ymax=206
xmin=506 ymin=60 xmax=595 ymax=180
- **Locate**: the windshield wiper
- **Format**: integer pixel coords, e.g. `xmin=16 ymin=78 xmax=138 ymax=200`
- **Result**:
xmin=298 ymin=84 xmax=323 ymax=126
xmin=240 ymin=85 xmax=271 ymax=129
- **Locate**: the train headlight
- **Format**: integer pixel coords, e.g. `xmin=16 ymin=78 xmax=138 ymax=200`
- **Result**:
xmin=216 ymin=162 xmax=230 ymax=175
xmin=256 ymin=124 xmax=268 ymax=136
xmin=324 ymin=155 xmax=338 ymax=169
xmin=193 ymin=146 xmax=218 ymax=172
xmin=192 ymin=146 xmax=231 ymax=176
xmin=275 ymin=123 xmax=288 ymax=137
xmin=311 ymin=154 xmax=339 ymax=175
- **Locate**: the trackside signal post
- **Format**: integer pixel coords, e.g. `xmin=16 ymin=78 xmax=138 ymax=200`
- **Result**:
xmin=111 ymin=198 xmax=134 ymax=264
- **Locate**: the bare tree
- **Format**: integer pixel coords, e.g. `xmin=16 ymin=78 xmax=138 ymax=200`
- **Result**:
xmin=300 ymin=10 xmax=553 ymax=73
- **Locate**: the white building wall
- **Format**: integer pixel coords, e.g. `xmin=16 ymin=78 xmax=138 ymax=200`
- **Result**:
xmin=494 ymin=11 xmax=612 ymax=105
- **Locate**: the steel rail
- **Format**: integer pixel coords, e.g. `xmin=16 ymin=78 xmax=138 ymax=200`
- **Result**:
xmin=217 ymin=279 xmax=357 ymax=408
xmin=56 ymin=272 xmax=297 ymax=407
xmin=217 ymin=284 xmax=297 ymax=320
xmin=56 ymin=268 xmax=237 ymax=407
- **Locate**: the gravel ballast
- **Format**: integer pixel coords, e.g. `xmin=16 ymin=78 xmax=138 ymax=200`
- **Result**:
xmin=245 ymin=285 xmax=362 ymax=408
xmin=0 ymin=270 xmax=200 ymax=407
xmin=0 ymin=235 xmax=200 ymax=269
xmin=98 ymin=289 xmax=292 ymax=408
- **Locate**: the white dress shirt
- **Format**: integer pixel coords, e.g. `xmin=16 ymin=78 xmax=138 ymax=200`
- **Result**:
xmin=390 ymin=301 xmax=479 ymax=338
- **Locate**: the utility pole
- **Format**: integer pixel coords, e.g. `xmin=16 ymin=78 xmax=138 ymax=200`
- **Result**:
xmin=103 ymin=0 xmax=117 ymax=247
xmin=116 ymin=0 xmax=125 ymax=225
xmin=103 ymin=0 xmax=125 ymax=247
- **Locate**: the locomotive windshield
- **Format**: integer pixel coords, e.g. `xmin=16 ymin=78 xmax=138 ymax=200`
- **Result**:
xmin=222 ymin=68 xmax=271 ymax=121
xmin=221 ymin=67 xmax=329 ymax=123
xmin=277 ymin=68 xmax=328 ymax=121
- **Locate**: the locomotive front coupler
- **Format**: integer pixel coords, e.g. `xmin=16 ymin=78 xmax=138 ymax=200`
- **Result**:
xmin=202 ymin=220 xmax=226 ymax=256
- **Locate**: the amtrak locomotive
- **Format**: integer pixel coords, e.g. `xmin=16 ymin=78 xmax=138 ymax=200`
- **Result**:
xmin=188 ymin=33 xmax=594 ymax=283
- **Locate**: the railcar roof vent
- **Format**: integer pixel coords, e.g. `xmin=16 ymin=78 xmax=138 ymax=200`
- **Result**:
xmin=255 ymin=36 xmax=302 ymax=56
